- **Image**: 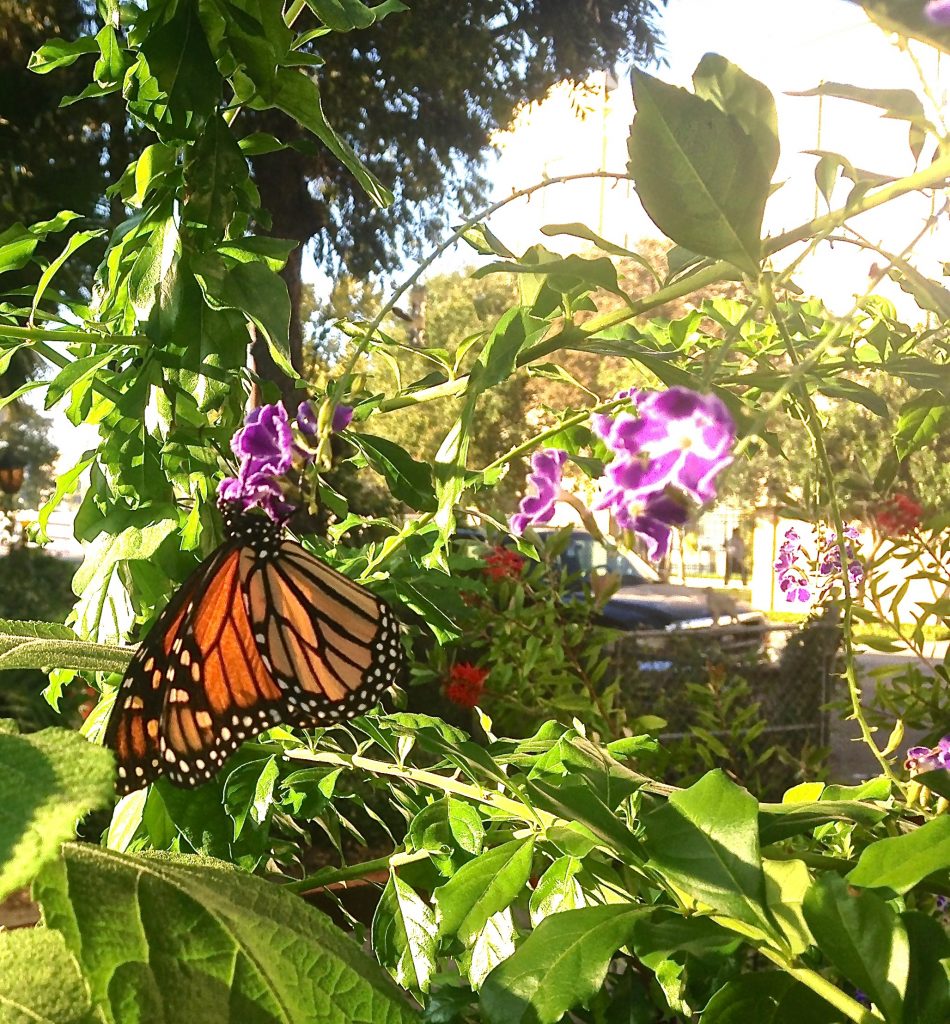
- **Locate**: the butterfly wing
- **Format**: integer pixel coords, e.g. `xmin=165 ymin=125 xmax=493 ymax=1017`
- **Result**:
xmin=104 ymin=542 xmax=243 ymax=793
xmin=107 ymin=534 xmax=402 ymax=795
xmin=243 ymin=538 xmax=403 ymax=726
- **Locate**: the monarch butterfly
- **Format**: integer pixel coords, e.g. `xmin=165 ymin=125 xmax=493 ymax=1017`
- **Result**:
xmin=104 ymin=499 xmax=403 ymax=795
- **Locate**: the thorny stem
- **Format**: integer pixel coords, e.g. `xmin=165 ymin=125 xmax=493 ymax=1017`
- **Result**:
xmin=760 ymin=284 xmax=900 ymax=786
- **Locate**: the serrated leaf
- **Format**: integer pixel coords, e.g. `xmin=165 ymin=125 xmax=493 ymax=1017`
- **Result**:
xmin=0 ymin=727 xmax=114 ymax=901
xmin=0 ymin=927 xmax=98 ymax=1024
xmin=35 ymin=844 xmax=419 ymax=1023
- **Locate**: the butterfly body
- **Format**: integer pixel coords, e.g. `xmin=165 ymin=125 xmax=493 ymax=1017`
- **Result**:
xmin=105 ymin=503 xmax=402 ymax=794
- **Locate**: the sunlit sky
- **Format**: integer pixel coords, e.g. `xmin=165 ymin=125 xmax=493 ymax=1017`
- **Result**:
xmin=47 ymin=0 xmax=949 ymax=476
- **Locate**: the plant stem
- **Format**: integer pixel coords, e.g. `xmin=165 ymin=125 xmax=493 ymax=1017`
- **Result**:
xmin=284 ymin=848 xmax=431 ymax=895
xmin=283 ymin=746 xmax=556 ymax=825
xmin=373 ymin=151 xmax=950 ymax=416
xmin=760 ymin=286 xmax=899 ymax=786
xmin=759 ymin=949 xmax=884 ymax=1023
xmin=0 ymin=324 xmax=145 ymax=346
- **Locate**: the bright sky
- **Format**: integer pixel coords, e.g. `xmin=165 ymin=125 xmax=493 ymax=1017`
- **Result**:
xmin=486 ymin=0 xmax=948 ymax=313
xmin=46 ymin=0 xmax=949 ymax=479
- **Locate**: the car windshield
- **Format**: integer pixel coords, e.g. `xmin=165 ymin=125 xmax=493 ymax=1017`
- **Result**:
xmin=551 ymin=532 xmax=659 ymax=584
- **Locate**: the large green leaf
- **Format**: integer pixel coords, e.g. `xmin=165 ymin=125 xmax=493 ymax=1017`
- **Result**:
xmin=479 ymin=904 xmax=648 ymax=1024
xmin=700 ymin=971 xmax=841 ymax=1024
xmin=902 ymin=910 xmax=950 ymax=1024
xmin=303 ymin=0 xmax=407 ymax=31
xmin=0 ymin=726 xmax=114 ymax=901
xmin=628 ymin=63 xmax=774 ymax=275
xmin=194 ymin=256 xmax=293 ymax=377
xmin=642 ymin=770 xmax=775 ymax=935
xmin=372 ymin=873 xmax=438 ymax=994
xmin=757 ymin=799 xmax=887 ymax=844
xmin=0 ymin=927 xmax=99 ymax=1024
xmin=802 ymin=873 xmax=908 ymax=1023
xmin=846 ymin=816 xmax=950 ymax=895
xmin=35 ymin=844 xmax=419 ymax=1024
xmin=434 ymin=838 xmax=534 ymax=946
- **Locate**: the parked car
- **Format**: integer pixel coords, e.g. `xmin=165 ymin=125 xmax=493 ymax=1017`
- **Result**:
xmin=534 ymin=529 xmax=769 ymax=660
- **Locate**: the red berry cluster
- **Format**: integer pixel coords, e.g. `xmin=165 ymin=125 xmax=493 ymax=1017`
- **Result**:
xmin=484 ymin=545 xmax=525 ymax=582
xmin=445 ymin=662 xmax=488 ymax=707
xmin=875 ymin=493 xmax=923 ymax=536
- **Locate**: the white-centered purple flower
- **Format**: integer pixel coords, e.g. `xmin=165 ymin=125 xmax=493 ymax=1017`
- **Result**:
xmin=774 ymin=528 xmax=811 ymax=604
xmin=594 ymin=388 xmax=735 ymax=505
xmin=906 ymin=735 xmax=950 ymax=774
xmin=218 ymin=401 xmax=309 ymax=522
xmin=818 ymin=525 xmax=864 ymax=586
xmin=510 ymin=449 xmax=567 ymax=535
xmin=925 ymin=0 xmax=950 ymax=25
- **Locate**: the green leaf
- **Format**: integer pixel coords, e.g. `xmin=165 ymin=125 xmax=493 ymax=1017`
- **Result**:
xmin=349 ymin=433 xmax=438 ymax=512
xmin=479 ymin=904 xmax=648 ymax=1024
xmin=902 ymin=910 xmax=950 ymax=1024
xmin=895 ymin=391 xmax=947 ymax=459
xmin=434 ymin=838 xmax=534 ymax=946
xmin=183 ymin=115 xmax=251 ymax=234
xmin=0 ymin=726 xmax=114 ymax=901
xmin=0 ymin=927 xmax=98 ymax=1024
xmin=139 ymin=0 xmax=219 ymax=124
xmin=0 ymin=618 xmax=130 ymax=674
xmin=31 ymin=229 xmax=106 ymax=324
xmin=763 ymin=859 xmax=813 ymax=956
xmin=700 ymin=971 xmax=841 ymax=1024
xmin=373 ymin=872 xmax=438 ymax=994
xmin=35 ymin=844 xmax=419 ymax=1023
xmin=0 ymin=225 xmax=39 ymax=275
xmin=28 ymin=36 xmax=98 ymax=74
xmin=791 ymin=81 xmax=927 ymax=122
xmin=642 ymin=770 xmax=775 ymax=935
xmin=692 ymin=53 xmax=780 ymax=173
xmin=528 ymin=856 xmax=583 ymax=926
xmin=462 ymin=909 xmax=516 ymax=990
xmin=802 ymin=873 xmax=908 ymax=1023
xmin=628 ymin=64 xmax=774 ymax=275
xmin=304 ymin=0 xmax=407 ymax=31
xmin=268 ymin=68 xmax=392 ymax=207
xmin=846 ymin=816 xmax=950 ymax=895
xmin=540 ymin=223 xmax=657 ymax=273
xmin=447 ymin=797 xmax=484 ymax=855
xmin=757 ymin=799 xmax=887 ymax=844
xmin=44 ymin=352 xmax=116 ymax=410
xmin=818 ymin=378 xmax=889 ymax=417
xmin=194 ymin=256 xmax=293 ymax=377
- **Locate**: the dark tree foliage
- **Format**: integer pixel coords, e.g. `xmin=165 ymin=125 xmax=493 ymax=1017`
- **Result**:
xmin=248 ymin=0 xmax=666 ymax=370
xmin=0 ymin=1 xmax=122 ymax=287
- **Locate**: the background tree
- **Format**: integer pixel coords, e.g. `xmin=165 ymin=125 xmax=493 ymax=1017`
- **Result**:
xmin=248 ymin=0 xmax=666 ymax=395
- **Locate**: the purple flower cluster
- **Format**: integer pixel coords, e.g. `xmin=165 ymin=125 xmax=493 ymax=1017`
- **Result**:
xmin=819 ymin=525 xmax=864 ymax=586
xmin=509 ymin=387 xmax=736 ymax=561
xmin=592 ymin=387 xmax=735 ymax=559
xmin=925 ymin=1 xmax=950 ymax=25
xmin=775 ymin=528 xmax=811 ymax=604
xmin=218 ymin=399 xmax=353 ymax=522
xmin=906 ymin=736 xmax=950 ymax=775
xmin=510 ymin=449 xmax=567 ymax=536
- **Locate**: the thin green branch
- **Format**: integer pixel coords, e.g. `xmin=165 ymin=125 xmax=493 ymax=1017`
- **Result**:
xmin=0 ymin=324 xmax=145 ymax=347
xmin=760 ymin=949 xmax=884 ymax=1024
xmin=284 ymin=848 xmax=431 ymax=895
xmin=373 ymin=150 xmax=950 ymax=416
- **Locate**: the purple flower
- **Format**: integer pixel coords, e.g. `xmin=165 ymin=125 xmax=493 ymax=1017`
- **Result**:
xmin=905 ymin=735 xmax=950 ymax=775
xmin=818 ymin=525 xmax=864 ymax=586
xmin=218 ymin=402 xmax=303 ymax=523
xmin=775 ymin=528 xmax=811 ymax=604
xmin=621 ymin=491 xmax=690 ymax=561
xmin=594 ymin=388 xmax=735 ymax=506
xmin=925 ymin=1 xmax=950 ymax=25
xmin=510 ymin=449 xmax=567 ymax=535
xmin=297 ymin=400 xmax=354 ymax=436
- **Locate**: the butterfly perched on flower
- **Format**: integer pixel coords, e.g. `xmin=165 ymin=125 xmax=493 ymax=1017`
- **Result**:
xmin=104 ymin=400 xmax=403 ymax=794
